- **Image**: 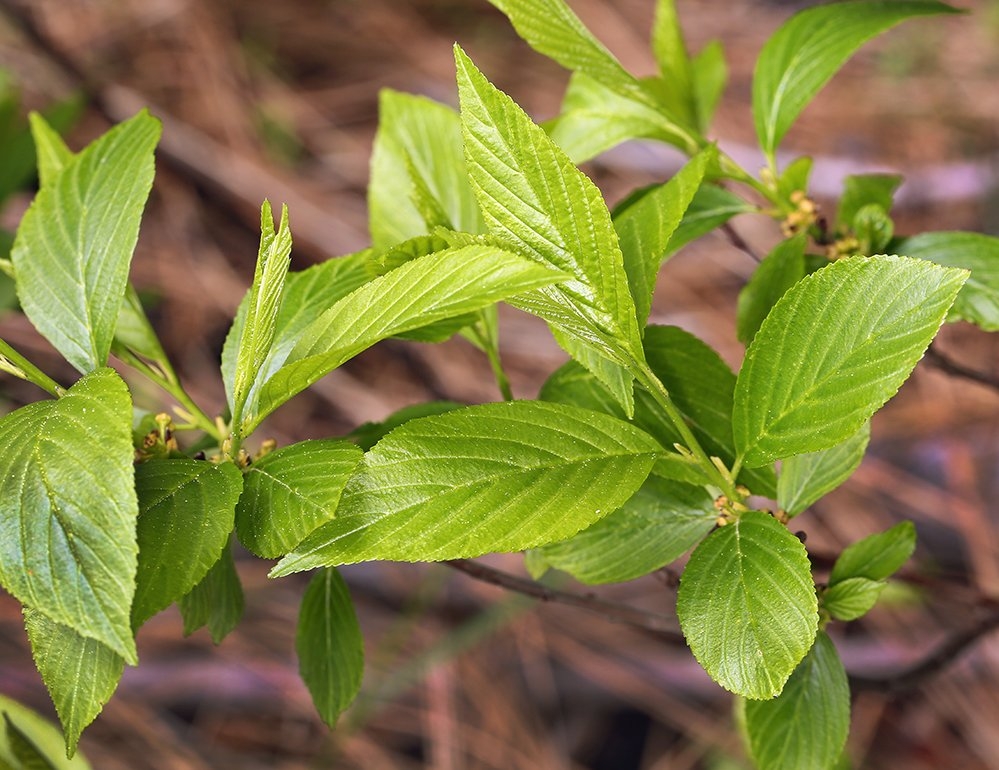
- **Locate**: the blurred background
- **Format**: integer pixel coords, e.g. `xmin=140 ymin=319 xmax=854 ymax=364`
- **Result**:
xmin=0 ymin=0 xmax=998 ymax=767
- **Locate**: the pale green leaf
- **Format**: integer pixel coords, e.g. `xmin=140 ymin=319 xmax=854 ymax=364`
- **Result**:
xmin=177 ymin=543 xmax=244 ymax=644
xmin=5 ymin=713 xmax=59 ymax=770
xmin=651 ymin=0 xmax=694 ymax=125
xmin=822 ymin=576 xmax=886 ymax=621
xmin=664 ymin=184 xmax=756 ymax=257
xmin=690 ymin=41 xmax=727 ymax=133
xmin=456 ymin=47 xmax=646 ymax=385
xmin=778 ymin=422 xmax=870 ymax=516
xmin=0 ymin=694 xmax=91 ymax=769
xmin=744 ymin=631 xmax=850 ymax=770
xmin=236 ymin=440 xmax=363 ymax=558
xmin=0 ymin=369 xmax=137 ymax=662
xmin=896 ymin=231 xmax=999 ymax=331
xmin=541 ymin=475 xmax=715 ymax=584
xmin=272 ymin=401 xmax=660 ymax=575
xmin=753 ymin=1 xmax=959 ymax=157
xmin=296 ymin=568 xmax=364 ymax=726
xmin=24 ymin=610 xmax=122 ymax=758
xmin=736 ymin=234 xmax=807 ymax=345
xmin=112 ymin=284 xmax=170 ymax=370
xmin=369 ymin=90 xmax=483 ymax=251
xmin=252 ymin=244 xmax=562 ymax=429
xmin=12 ymin=110 xmax=160 ymax=373
xmin=677 ymin=510 xmax=818 ymax=699
xmin=837 ymin=173 xmax=902 ymax=230
xmin=28 ymin=113 xmax=73 ymax=188
xmin=231 ymin=202 xmax=292 ymax=427
xmin=132 ymin=460 xmax=243 ymax=629
xmin=734 ymin=256 xmax=967 ymax=467
xmin=830 ymin=521 xmax=916 ymax=585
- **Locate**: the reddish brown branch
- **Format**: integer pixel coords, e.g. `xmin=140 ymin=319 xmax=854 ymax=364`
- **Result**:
xmin=925 ymin=345 xmax=999 ymax=393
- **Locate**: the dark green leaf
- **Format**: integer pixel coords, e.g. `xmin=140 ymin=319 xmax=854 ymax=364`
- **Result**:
xmin=838 ymin=174 xmax=903 ymax=230
xmin=664 ymin=184 xmax=756 ymax=257
xmin=24 ymin=609 xmax=122 ymax=757
xmin=178 ymin=543 xmax=244 ymax=644
xmin=0 ymin=369 xmax=137 ymax=661
xmin=736 ymin=234 xmax=807 ymax=345
xmin=778 ymin=422 xmax=870 ymax=517
xmin=12 ymin=111 xmax=160 ymax=373
xmin=677 ymin=511 xmax=817 ymax=699
xmin=296 ymin=568 xmax=364 ymax=726
xmin=822 ymin=577 xmax=886 ymax=621
xmin=752 ymin=1 xmax=959 ymax=157
xmin=236 ymin=440 xmax=363 ymax=558
xmin=734 ymin=256 xmax=966 ymax=467
xmin=132 ymin=460 xmax=243 ymax=629
xmin=830 ymin=521 xmax=916 ymax=585
xmin=541 ymin=475 xmax=715 ymax=584
xmin=272 ymin=401 xmax=661 ymax=574
xmin=896 ymin=231 xmax=999 ymax=331
xmin=744 ymin=631 xmax=850 ymax=770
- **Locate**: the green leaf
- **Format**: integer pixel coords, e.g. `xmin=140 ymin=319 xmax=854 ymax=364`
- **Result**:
xmin=853 ymin=204 xmax=894 ymax=255
xmin=690 ymin=41 xmax=727 ymax=133
xmin=744 ymin=631 xmax=850 ymax=770
xmin=736 ymin=234 xmax=807 ymax=345
xmin=132 ymin=460 xmax=243 ymax=629
xmin=0 ymin=369 xmax=137 ymax=662
xmin=822 ymin=576 xmax=886 ymax=621
xmin=5 ymin=713 xmax=59 ymax=770
xmin=896 ymin=231 xmax=999 ymax=331
xmin=547 ymin=73 xmax=694 ymax=163
xmin=830 ymin=521 xmax=916 ymax=585
xmin=272 ymin=401 xmax=661 ymax=575
xmin=677 ymin=511 xmax=817 ymax=699
xmin=236 ymin=440 xmax=363 ymax=558
xmin=541 ymin=475 xmax=715 ymax=584
xmin=112 ymin=284 xmax=171 ymax=370
xmin=664 ymin=184 xmax=756 ymax=257
xmin=369 ymin=90 xmax=483 ymax=251
xmin=734 ymin=256 xmax=967 ymax=467
xmin=778 ymin=422 xmax=870 ymax=517
xmin=12 ymin=110 xmax=160 ymax=373
xmin=252 ymin=245 xmax=561 ymax=428
xmin=456 ymin=47 xmax=646 ymax=387
xmin=28 ymin=113 xmax=73 ymax=188
xmin=614 ymin=149 xmax=712 ymax=328
xmin=651 ymin=0 xmax=694 ymax=126
xmin=296 ymin=568 xmax=364 ymax=726
xmin=24 ymin=610 xmax=122 ymax=758
xmin=177 ymin=542 xmax=244 ymax=644
xmin=752 ymin=1 xmax=959 ymax=158
xmin=230 ymin=202 xmax=293 ymax=429
xmin=837 ymin=173 xmax=903 ymax=230
xmin=0 ymin=693 xmax=91 ymax=769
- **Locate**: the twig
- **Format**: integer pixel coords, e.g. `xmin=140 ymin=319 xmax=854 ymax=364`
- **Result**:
xmin=720 ymin=221 xmax=762 ymax=263
xmin=851 ymin=609 xmax=999 ymax=694
xmin=925 ymin=345 xmax=999 ymax=393
xmin=443 ymin=559 xmax=684 ymax=642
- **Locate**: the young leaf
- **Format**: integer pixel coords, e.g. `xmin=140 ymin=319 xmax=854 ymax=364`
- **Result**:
xmin=837 ymin=173 xmax=903 ymax=230
xmin=830 ymin=521 xmax=916 ymax=585
xmin=752 ymin=1 xmax=959 ymax=158
xmin=663 ymin=184 xmax=756 ymax=257
xmin=0 ymin=693 xmax=91 ymax=769
xmin=0 ymin=368 xmax=138 ymax=662
xmin=541 ymin=475 xmax=715 ymax=584
xmin=12 ymin=110 xmax=160 ymax=374
xmin=236 ymin=440 xmax=363 ymax=558
xmin=651 ymin=0 xmax=694 ymax=125
xmin=822 ymin=577 xmax=886 ymax=621
xmin=896 ymin=231 xmax=999 ymax=331
xmin=734 ymin=256 xmax=967 ymax=467
xmin=456 ymin=46 xmax=646 ymax=394
xmin=230 ymin=202 xmax=293 ymax=430
xmin=369 ymin=90 xmax=483 ymax=251
xmin=132 ymin=460 xmax=244 ymax=630
xmin=778 ymin=422 xmax=870 ymax=517
xmin=744 ymin=631 xmax=850 ymax=770
xmin=271 ymin=401 xmax=661 ymax=575
xmin=737 ymin=235 xmax=806 ymax=345
xmin=252 ymin=244 xmax=563 ymax=429
xmin=296 ymin=568 xmax=364 ymax=726
xmin=178 ymin=543 xmax=244 ymax=644
xmin=24 ymin=610 xmax=123 ymax=758
xmin=690 ymin=41 xmax=727 ymax=133
xmin=677 ymin=511 xmax=818 ymax=699
xmin=112 ymin=284 xmax=172 ymax=372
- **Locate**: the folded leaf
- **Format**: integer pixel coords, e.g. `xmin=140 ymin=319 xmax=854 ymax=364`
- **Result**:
xmin=677 ymin=511 xmax=817 ymax=699
xmin=0 ymin=369 xmax=137 ymax=662
xmin=734 ymin=256 xmax=966 ymax=467
xmin=272 ymin=401 xmax=661 ymax=574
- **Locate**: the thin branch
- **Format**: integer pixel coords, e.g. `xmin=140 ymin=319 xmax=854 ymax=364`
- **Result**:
xmin=850 ymin=609 xmax=999 ymax=694
xmin=720 ymin=221 xmax=763 ymax=263
xmin=444 ymin=559 xmax=683 ymax=642
xmin=925 ymin=345 xmax=999 ymax=393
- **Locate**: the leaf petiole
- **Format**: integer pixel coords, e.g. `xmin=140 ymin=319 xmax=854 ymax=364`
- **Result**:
xmin=0 ymin=338 xmax=64 ymax=397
